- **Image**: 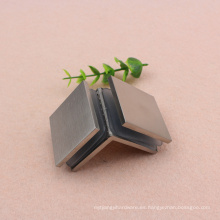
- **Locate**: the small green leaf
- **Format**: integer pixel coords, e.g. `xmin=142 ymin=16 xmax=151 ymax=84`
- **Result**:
xmin=88 ymin=66 xmax=100 ymax=75
xmin=63 ymin=69 xmax=71 ymax=87
xmin=68 ymin=79 xmax=71 ymax=87
xmin=63 ymin=69 xmax=71 ymax=77
xmin=126 ymin=57 xmax=143 ymax=78
xmin=76 ymin=69 xmax=87 ymax=84
xmin=103 ymin=64 xmax=115 ymax=76
xmin=80 ymin=69 xmax=86 ymax=80
xmin=102 ymin=64 xmax=115 ymax=84
xmin=76 ymin=76 xmax=84 ymax=84
xmin=102 ymin=74 xmax=109 ymax=84
xmin=122 ymin=69 xmax=129 ymax=82
xmin=115 ymin=57 xmax=129 ymax=82
xmin=90 ymin=75 xmax=100 ymax=85
xmin=114 ymin=57 xmax=128 ymax=69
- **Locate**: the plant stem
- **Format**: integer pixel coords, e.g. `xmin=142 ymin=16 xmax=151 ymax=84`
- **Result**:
xmin=62 ymin=64 xmax=148 ymax=80
xmin=63 ymin=68 xmax=125 ymax=80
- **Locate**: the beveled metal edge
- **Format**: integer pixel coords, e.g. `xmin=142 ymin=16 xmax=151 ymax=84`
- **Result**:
xmin=108 ymin=76 xmax=126 ymax=125
xmin=123 ymin=121 xmax=172 ymax=143
xmin=72 ymin=137 xmax=112 ymax=171
xmin=72 ymin=136 xmax=157 ymax=171
xmin=50 ymin=81 xmax=100 ymax=167
xmin=108 ymin=76 xmax=172 ymax=144
xmin=55 ymin=129 xmax=99 ymax=167
xmin=84 ymin=82 xmax=100 ymax=131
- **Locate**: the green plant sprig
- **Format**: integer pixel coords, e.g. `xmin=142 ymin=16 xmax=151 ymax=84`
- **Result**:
xmin=63 ymin=57 xmax=148 ymax=87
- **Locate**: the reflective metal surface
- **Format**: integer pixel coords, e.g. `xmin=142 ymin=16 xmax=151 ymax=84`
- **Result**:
xmin=49 ymin=76 xmax=172 ymax=171
xmin=50 ymin=81 xmax=99 ymax=166
xmin=108 ymin=77 xmax=172 ymax=143
xmin=72 ymin=136 xmax=156 ymax=171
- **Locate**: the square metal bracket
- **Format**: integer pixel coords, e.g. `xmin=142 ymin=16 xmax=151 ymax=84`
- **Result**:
xmin=50 ymin=76 xmax=172 ymax=171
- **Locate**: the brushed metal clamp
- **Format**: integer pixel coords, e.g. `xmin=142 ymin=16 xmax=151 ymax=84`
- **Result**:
xmin=50 ymin=76 xmax=171 ymax=171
